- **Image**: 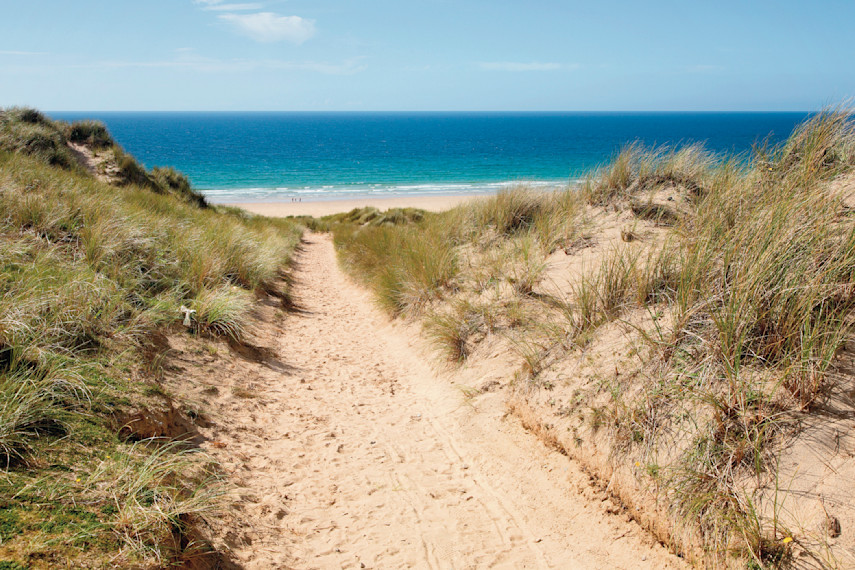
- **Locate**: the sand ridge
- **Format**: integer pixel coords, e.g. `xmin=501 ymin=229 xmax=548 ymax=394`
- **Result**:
xmin=171 ymin=232 xmax=686 ymax=568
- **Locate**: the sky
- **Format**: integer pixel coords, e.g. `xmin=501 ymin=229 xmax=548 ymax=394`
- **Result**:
xmin=1 ymin=0 xmax=854 ymax=111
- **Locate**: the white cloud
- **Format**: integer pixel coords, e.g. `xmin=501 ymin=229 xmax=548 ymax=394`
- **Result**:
xmin=218 ymin=12 xmax=316 ymax=44
xmin=478 ymin=62 xmax=575 ymax=72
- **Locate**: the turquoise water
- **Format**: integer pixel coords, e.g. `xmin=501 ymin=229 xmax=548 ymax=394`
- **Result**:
xmin=50 ymin=112 xmax=809 ymax=203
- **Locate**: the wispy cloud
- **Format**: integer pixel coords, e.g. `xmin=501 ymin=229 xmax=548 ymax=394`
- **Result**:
xmin=218 ymin=12 xmax=316 ymax=44
xmin=193 ymin=1 xmax=316 ymax=44
xmin=478 ymin=61 xmax=576 ymax=72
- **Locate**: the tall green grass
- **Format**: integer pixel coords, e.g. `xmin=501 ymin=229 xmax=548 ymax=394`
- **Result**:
xmin=570 ymin=108 xmax=855 ymax=564
xmin=68 ymin=120 xmax=114 ymax=148
xmin=584 ymin=142 xmax=721 ymax=206
xmin=0 ymin=108 xmax=80 ymax=171
xmin=576 ymin=109 xmax=855 ymax=403
xmin=335 ymin=218 xmax=458 ymax=314
xmin=331 ymin=186 xmax=587 ymax=318
xmin=0 ymin=109 xmax=302 ymax=566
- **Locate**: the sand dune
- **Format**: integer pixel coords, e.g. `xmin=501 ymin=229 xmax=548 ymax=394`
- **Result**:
xmin=168 ymin=232 xmax=685 ymax=568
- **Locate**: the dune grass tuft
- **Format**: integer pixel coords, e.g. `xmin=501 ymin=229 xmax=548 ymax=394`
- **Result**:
xmin=584 ymin=142 xmax=719 ymax=206
xmin=68 ymin=120 xmax=114 ymax=148
xmin=0 ymin=109 xmax=79 ymax=171
xmin=331 ymin=186 xmax=587 ymax=320
xmin=335 ymin=219 xmax=458 ymax=315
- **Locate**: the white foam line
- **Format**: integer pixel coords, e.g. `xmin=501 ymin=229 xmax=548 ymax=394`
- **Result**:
xmin=203 ymin=179 xmax=574 ymax=203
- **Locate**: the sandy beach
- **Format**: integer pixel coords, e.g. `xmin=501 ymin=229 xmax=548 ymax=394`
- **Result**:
xmin=228 ymin=194 xmax=486 ymax=217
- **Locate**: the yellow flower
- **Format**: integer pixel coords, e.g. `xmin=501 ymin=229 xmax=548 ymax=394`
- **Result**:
xmin=782 ymin=536 xmax=793 ymax=544
xmin=635 ymin=461 xmax=641 ymax=467
xmin=75 ymin=478 xmax=81 ymax=482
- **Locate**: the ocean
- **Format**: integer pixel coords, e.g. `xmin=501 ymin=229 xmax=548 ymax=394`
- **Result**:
xmin=49 ymin=112 xmax=810 ymax=203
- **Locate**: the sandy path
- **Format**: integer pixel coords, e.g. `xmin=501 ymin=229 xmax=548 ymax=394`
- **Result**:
xmin=187 ymin=232 xmax=686 ymax=569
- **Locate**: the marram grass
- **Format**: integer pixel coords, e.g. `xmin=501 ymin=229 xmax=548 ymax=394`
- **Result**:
xmin=0 ymin=109 xmax=302 ymax=567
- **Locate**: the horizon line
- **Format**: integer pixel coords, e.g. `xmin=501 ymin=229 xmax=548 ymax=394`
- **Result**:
xmin=45 ymin=109 xmax=816 ymax=114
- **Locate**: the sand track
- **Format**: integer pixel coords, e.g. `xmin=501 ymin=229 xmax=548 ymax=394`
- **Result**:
xmin=178 ymin=233 xmax=686 ymax=569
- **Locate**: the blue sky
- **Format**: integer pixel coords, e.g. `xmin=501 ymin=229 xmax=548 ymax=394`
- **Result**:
xmin=1 ymin=0 xmax=854 ymax=111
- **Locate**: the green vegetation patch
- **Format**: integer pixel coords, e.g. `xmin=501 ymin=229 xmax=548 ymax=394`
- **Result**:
xmin=68 ymin=120 xmax=114 ymax=148
xmin=0 ymin=107 xmax=304 ymax=566
xmin=0 ymin=108 xmax=79 ymax=171
xmin=330 ymin=186 xmax=587 ymax=355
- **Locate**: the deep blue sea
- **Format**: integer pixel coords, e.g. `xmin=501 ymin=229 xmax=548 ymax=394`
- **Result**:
xmin=49 ymin=112 xmax=809 ymax=203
